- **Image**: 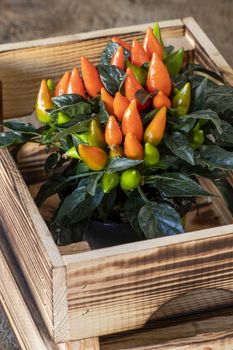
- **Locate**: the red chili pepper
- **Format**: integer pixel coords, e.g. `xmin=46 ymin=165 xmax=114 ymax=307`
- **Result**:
xmin=143 ymin=27 xmax=163 ymax=60
xmin=54 ymin=71 xmax=71 ymax=96
xmin=147 ymin=52 xmax=171 ymax=96
xmin=110 ymin=46 xmax=125 ymax=70
xmin=67 ymin=67 xmax=85 ymax=97
xmin=81 ymin=56 xmax=103 ymax=97
xmin=131 ymin=39 xmax=149 ymax=67
xmin=112 ymin=37 xmax=131 ymax=52
xmin=122 ymin=99 xmax=143 ymax=142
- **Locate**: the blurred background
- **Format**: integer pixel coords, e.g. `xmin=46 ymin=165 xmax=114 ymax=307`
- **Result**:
xmin=0 ymin=0 xmax=232 ymax=65
xmin=0 ymin=0 xmax=232 ymax=349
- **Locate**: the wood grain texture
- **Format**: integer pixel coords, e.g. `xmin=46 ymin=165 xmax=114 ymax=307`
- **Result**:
xmin=0 ymin=20 xmax=192 ymax=120
xmin=100 ymin=309 xmax=233 ymax=350
xmin=183 ymin=17 xmax=233 ymax=84
xmin=0 ymin=148 xmax=69 ymax=342
xmin=63 ymin=223 xmax=233 ymax=340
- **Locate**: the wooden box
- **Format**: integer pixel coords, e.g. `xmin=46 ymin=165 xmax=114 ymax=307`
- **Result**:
xmin=0 ymin=17 xmax=233 ymax=345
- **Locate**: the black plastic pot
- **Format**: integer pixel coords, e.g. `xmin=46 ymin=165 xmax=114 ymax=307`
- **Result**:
xmin=85 ymin=220 xmax=142 ymax=250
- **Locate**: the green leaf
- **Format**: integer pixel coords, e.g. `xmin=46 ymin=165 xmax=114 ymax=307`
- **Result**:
xmin=164 ymin=132 xmax=194 ymax=165
xmin=100 ymin=42 xmax=130 ymax=65
xmin=87 ymin=173 xmax=103 ymax=196
xmin=144 ymin=173 xmax=211 ymax=197
xmin=180 ymin=110 xmax=222 ymax=134
xmin=97 ymin=65 xmax=126 ymax=96
xmin=125 ymin=195 xmax=144 ymax=238
xmin=1 ymin=121 xmax=39 ymax=134
xmin=198 ymin=145 xmax=233 ymax=170
xmin=35 ymin=176 xmax=70 ymax=207
xmin=138 ymin=202 xmax=183 ymax=239
xmin=165 ymin=45 xmax=174 ymax=56
xmin=213 ymin=178 xmax=233 ymax=214
xmin=52 ymin=94 xmax=85 ymax=107
xmin=0 ymin=131 xmax=28 ymax=148
xmin=68 ymin=186 xmax=104 ymax=223
xmin=44 ymin=153 xmax=60 ymax=173
xmin=54 ymin=183 xmax=87 ymax=223
xmin=141 ymin=109 xmax=158 ymax=126
xmin=148 ymin=155 xmax=178 ymax=171
xmin=214 ymin=120 xmax=233 ymax=145
xmin=50 ymin=102 xmax=92 ymax=119
xmin=191 ymin=78 xmax=208 ymax=111
xmin=186 ymin=63 xmax=225 ymax=84
xmin=164 ymin=48 xmax=184 ymax=76
xmin=98 ymin=100 xmax=109 ymax=124
xmin=50 ymin=119 xmax=90 ymax=142
xmin=135 ymin=89 xmax=156 ymax=106
xmin=107 ymin=157 xmax=144 ymax=172
xmin=205 ymin=85 xmax=233 ymax=113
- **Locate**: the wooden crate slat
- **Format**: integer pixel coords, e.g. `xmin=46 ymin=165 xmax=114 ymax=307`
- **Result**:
xmin=0 ymin=147 xmax=69 ymax=341
xmin=183 ymin=17 xmax=233 ymax=85
xmin=63 ymin=224 xmax=233 ymax=340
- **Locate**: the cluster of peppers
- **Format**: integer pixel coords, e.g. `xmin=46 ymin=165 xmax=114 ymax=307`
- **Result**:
xmin=35 ymin=24 xmax=204 ymax=193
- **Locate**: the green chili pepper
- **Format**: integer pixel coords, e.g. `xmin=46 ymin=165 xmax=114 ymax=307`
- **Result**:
xmin=191 ymin=129 xmax=204 ymax=150
xmin=164 ymin=48 xmax=184 ymax=76
xmin=120 ymin=169 xmax=141 ymax=191
xmin=64 ymin=146 xmax=81 ymax=159
xmin=144 ymin=143 xmax=160 ymax=166
xmin=87 ymin=119 xmax=105 ymax=149
xmin=47 ymin=79 xmax=55 ymax=95
xmin=101 ymin=172 xmax=120 ymax=193
xmin=75 ymin=132 xmax=89 ymax=144
xmin=153 ymin=23 xmax=167 ymax=59
xmin=172 ymin=82 xmax=191 ymax=116
xmin=125 ymin=60 xmax=147 ymax=87
xmin=57 ymin=112 xmax=71 ymax=125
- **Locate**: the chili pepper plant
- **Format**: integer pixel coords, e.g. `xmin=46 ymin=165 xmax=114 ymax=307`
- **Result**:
xmin=1 ymin=23 xmax=233 ymax=246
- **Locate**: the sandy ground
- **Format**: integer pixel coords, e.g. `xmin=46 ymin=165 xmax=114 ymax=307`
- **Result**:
xmin=0 ymin=0 xmax=232 ymax=348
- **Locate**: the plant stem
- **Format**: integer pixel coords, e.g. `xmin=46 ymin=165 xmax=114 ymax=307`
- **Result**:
xmin=137 ymin=186 xmax=150 ymax=204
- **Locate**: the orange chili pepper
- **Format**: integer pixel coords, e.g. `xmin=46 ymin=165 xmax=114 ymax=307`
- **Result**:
xmin=54 ymin=71 xmax=71 ymax=96
xmin=113 ymin=92 xmax=130 ymax=121
xmin=78 ymin=144 xmax=108 ymax=171
xmin=147 ymin=52 xmax=171 ymax=96
xmin=125 ymin=68 xmax=150 ymax=110
xmin=143 ymin=27 xmax=163 ymax=60
xmin=80 ymin=56 xmax=103 ymax=97
xmin=153 ymin=91 xmax=171 ymax=109
xmin=110 ymin=46 xmax=125 ymax=70
xmin=144 ymin=106 xmax=167 ymax=145
xmin=67 ymin=67 xmax=86 ymax=97
xmin=124 ymin=132 xmax=144 ymax=160
xmin=112 ymin=37 xmax=131 ymax=52
xmin=122 ymin=99 xmax=143 ymax=142
xmin=101 ymin=87 xmax=114 ymax=115
xmin=105 ymin=115 xmax=123 ymax=146
xmin=131 ymin=39 xmax=149 ymax=67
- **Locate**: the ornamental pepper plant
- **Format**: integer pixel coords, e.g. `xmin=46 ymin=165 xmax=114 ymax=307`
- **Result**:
xmin=1 ymin=23 xmax=233 ymax=246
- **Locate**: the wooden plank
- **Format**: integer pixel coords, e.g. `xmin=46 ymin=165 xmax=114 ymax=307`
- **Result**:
xmin=100 ymin=309 xmax=233 ymax=350
xmin=0 ymin=20 xmax=194 ymax=120
xmin=0 ymin=19 xmax=183 ymax=52
xmin=0 ymin=148 xmax=69 ymax=342
xmin=63 ymin=223 xmax=233 ymax=340
xmin=183 ymin=17 xmax=233 ymax=84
